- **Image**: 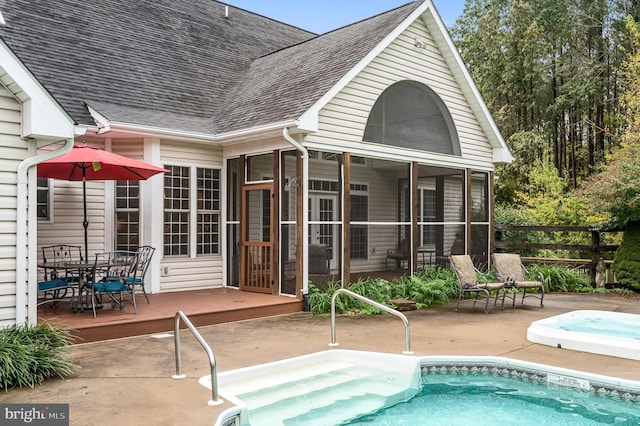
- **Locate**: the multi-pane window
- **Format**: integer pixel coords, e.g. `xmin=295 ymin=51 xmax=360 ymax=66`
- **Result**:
xmin=164 ymin=166 xmax=190 ymax=256
xmin=115 ymin=180 xmax=140 ymax=251
xmin=37 ymin=177 xmax=50 ymax=220
xmin=309 ymin=179 xmax=339 ymax=192
xmin=420 ymin=188 xmax=436 ymax=246
xmin=196 ymin=168 xmax=220 ymax=255
xmin=164 ymin=165 xmax=220 ymax=257
xmin=350 ymin=184 xmax=369 ymax=260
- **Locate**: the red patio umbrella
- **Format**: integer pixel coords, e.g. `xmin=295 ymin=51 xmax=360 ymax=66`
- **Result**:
xmin=37 ymin=144 xmax=168 ymax=260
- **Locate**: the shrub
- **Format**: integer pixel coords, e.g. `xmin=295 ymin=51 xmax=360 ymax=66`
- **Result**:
xmin=393 ymin=269 xmax=458 ymax=307
xmin=0 ymin=322 xmax=76 ymax=390
xmin=526 ymin=264 xmax=591 ymax=292
xmin=612 ymin=221 xmax=640 ymax=290
xmin=308 ymin=267 xmax=459 ymax=314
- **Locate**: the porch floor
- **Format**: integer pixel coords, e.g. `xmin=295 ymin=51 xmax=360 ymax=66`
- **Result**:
xmin=38 ymin=270 xmax=408 ymax=343
xmin=38 ymin=288 xmax=303 ymax=343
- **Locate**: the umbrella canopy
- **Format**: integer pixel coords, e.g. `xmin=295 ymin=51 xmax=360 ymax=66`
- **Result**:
xmin=37 ymin=144 xmax=168 ymax=260
xmin=37 ymin=144 xmax=168 ymax=181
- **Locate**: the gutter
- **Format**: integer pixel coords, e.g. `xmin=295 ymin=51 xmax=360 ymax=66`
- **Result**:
xmin=87 ymin=106 xmax=300 ymax=145
xmin=283 ymin=128 xmax=309 ymax=296
xmin=15 ymin=138 xmax=75 ymax=325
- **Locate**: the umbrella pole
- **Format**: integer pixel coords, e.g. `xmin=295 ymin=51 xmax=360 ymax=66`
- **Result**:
xmin=82 ymin=172 xmax=89 ymax=262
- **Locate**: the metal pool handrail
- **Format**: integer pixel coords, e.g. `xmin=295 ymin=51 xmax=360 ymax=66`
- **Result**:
xmin=329 ymin=288 xmax=413 ymax=354
xmin=172 ymin=310 xmax=223 ymax=406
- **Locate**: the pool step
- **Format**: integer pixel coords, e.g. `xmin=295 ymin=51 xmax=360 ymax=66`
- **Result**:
xmin=220 ymin=359 xmax=358 ymax=397
xmin=238 ymin=365 xmax=419 ymax=426
xmin=208 ymin=350 xmax=422 ymax=426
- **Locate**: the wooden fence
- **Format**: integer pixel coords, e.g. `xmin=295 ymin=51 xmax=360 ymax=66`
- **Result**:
xmin=494 ymin=225 xmax=620 ymax=286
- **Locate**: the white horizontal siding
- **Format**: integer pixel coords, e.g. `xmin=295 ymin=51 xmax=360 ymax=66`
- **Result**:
xmin=37 ymin=179 xmax=106 ymax=259
xmin=159 ymin=257 xmax=223 ymax=291
xmin=0 ymin=86 xmax=23 ymax=324
xmin=158 ymin=140 xmax=225 ymax=290
xmin=112 ymin=138 xmax=144 ymax=159
xmin=307 ymin=20 xmax=495 ymax=171
xmin=161 ymin=140 xmax=223 ymax=167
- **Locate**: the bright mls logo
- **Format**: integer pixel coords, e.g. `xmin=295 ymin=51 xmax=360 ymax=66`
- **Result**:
xmin=1 ymin=404 xmax=68 ymax=425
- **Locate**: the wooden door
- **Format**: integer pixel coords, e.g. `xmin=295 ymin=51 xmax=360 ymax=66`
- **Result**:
xmin=240 ymin=182 xmax=274 ymax=293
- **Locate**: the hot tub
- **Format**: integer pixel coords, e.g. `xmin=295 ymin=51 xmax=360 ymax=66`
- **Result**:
xmin=527 ymin=310 xmax=640 ymax=360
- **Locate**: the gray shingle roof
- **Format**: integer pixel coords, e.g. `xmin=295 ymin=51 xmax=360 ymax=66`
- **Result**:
xmin=0 ymin=0 xmax=420 ymax=135
xmin=216 ymin=2 xmax=422 ymax=133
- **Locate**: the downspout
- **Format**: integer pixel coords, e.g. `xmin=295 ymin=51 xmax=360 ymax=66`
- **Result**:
xmin=283 ymin=128 xmax=309 ymax=296
xmin=16 ymin=138 xmax=75 ymax=325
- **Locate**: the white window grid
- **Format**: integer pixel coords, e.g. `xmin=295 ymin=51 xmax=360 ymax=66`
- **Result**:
xmin=164 ymin=166 xmax=190 ymax=256
xmin=115 ymin=180 xmax=140 ymax=251
xmin=196 ymin=168 xmax=220 ymax=255
xmin=37 ymin=177 xmax=51 ymax=221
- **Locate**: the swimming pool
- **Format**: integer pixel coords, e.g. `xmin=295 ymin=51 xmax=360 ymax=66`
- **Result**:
xmin=205 ymin=351 xmax=640 ymax=425
xmin=527 ymin=310 xmax=640 ymax=360
xmin=349 ymin=360 xmax=640 ymax=425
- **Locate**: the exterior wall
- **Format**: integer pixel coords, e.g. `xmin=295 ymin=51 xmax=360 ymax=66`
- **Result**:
xmin=37 ymin=138 xmax=107 ymax=263
xmin=111 ymin=138 xmax=144 ymax=159
xmin=36 ymin=137 xmax=226 ymax=294
xmin=159 ymin=140 xmax=224 ymax=291
xmin=299 ymin=18 xmax=500 ymax=276
xmin=306 ymin=20 xmax=495 ymax=171
xmin=0 ymin=86 xmax=25 ymax=326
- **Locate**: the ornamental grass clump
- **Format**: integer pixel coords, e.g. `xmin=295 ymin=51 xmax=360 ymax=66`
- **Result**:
xmin=526 ymin=264 xmax=591 ymax=292
xmin=0 ymin=322 xmax=76 ymax=390
xmin=308 ymin=267 xmax=460 ymax=314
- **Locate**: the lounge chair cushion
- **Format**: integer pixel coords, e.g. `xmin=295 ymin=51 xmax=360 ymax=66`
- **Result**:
xmin=476 ymin=282 xmax=505 ymax=291
xmin=493 ymin=253 xmax=526 ymax=282
xmin=449 ymin=255 xmax=478 ymax=286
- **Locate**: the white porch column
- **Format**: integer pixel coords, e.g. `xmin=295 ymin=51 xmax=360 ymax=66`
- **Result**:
xmin=143 ymin=138 xmax=163 ymax=295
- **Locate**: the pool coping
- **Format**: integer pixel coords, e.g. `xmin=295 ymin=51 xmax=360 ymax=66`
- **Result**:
xmin=528 ymin=310 xmax=640 ymax=360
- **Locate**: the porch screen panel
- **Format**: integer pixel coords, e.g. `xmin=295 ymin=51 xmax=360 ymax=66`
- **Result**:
xmin=281 ymin=150 xmax=298 ymax=295
xmin=417 ymin=165 xmax=466 ymax=266
xmin=227 ymin=158 xmax=241 ymax=287
xmin=349 ymin=156 xmax=408 ymax=273
xmin=307 ymin=151 xmax=342 ymax=283
xmin=470 ymin=172 xmax=490 ymax=266
xmin=280 ymin=223 xmax=297 ymax=295
xmin=246 ymin=153 xmax=274 ymax=183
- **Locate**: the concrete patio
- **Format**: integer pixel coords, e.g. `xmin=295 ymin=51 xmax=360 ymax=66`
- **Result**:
xmin=2 ymin=292 xmax=640 ymax=425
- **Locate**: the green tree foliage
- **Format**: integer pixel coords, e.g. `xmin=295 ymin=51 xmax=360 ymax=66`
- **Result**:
xmin=518 ymin=160 xmax=589 ymax=225
xmin=611 ymin=221 xmax=640 ymax=290
xmin=496 ymin=130 xmax=601 ymax=227
xmin=579 ymin=16 xmax=640 ymax=229
xmin=453 ymin=0 xmax=630 ymax=203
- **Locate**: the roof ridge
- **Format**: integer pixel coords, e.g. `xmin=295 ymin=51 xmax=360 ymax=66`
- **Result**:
xmin=218 ymin=1 xmax=317 ymax=37
xmin=254 ymin=1 xmax=421 ymax=60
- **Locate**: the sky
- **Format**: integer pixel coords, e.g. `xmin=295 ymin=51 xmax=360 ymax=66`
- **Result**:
xmin=222 ymin=1 xmax=466 ymax=33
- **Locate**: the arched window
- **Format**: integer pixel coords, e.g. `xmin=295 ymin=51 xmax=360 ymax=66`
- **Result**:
xmin=363 ymin=81 xmax=460 ymax=155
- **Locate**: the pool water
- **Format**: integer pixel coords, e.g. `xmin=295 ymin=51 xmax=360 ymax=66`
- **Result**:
xmin=347 ymin=371 xmax=640 ymax=425
xmin=543 ymin=311 xmax=640 ymax=339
